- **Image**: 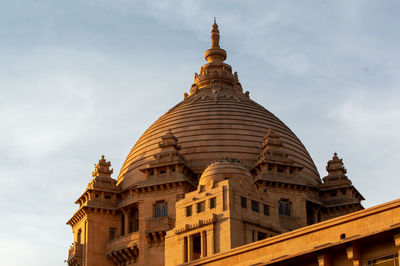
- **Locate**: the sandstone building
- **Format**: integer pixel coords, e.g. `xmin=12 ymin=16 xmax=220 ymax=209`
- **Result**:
xmin=67 ymin=21 xmax=399 ymax=266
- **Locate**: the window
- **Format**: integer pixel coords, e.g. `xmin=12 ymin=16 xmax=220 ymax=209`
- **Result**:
xmin=257 ymin=231 xmax=267 ymax=241
xmin=210 ymin=197 xmax=216 ymax=209
xmin=121 ymin=214 xmax=125 ymax=235
xmin=197 ymin=201 xmax=205 ymax=213
xmin=251 ymin=200 xmax=259 ymax=212
xmin=154 ymin=202 xmax=168 ymax=218
xmin=367 ymin=253 xmax=398 ymax=265
xmin=105 ymin=195 xmax=111 ymax=199
xmin=109 ymin=228 xmax=116 ymax=241
xmin=279 ymin=199 xmax=291 ymax=216
xmin=192 ymin=233 xmax=201 ymax=260
xmin=263 ymin=204 xmax=269 ymax=216
xmin=159 ymin=168 xmax=166 ymax=174
xmin=241 ymin=196 xmax=247 ymax=208
xmin=186 ymin=205 xmax=192 ymax=217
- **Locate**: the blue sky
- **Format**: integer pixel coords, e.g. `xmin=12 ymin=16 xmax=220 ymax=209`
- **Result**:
xmin=1 ymin=1 xmax=400 ymax=265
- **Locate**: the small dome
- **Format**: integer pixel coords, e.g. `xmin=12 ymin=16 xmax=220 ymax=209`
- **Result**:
xmin=199 ymin=158 xmax=255 ymax=190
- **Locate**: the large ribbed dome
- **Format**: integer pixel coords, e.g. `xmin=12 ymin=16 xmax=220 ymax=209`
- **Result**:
xmin=117 ymin=21 xmax=320 ymax=188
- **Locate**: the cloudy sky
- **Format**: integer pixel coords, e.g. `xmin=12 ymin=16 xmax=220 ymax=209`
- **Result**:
xmin=1 ymin=1 xmax=399 ymax=265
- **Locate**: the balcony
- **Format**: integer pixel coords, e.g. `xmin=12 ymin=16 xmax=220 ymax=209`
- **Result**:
xmin=145 ymin=216 xmax=174 ymax=246
xmin=145 ymin=216 xmax=174 ymax=233
xmin=106 ymin=232 xmax=139 ymax=264
xmin=67 ymin=242 xmax=82 ymax=266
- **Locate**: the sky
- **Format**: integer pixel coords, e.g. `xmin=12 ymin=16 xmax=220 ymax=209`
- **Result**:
xmin=1 ymin=1 xmax=400 ymax=265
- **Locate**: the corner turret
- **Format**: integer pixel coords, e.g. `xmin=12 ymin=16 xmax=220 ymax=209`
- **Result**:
xmin=319 ymin=153 xmax=364 ymax=220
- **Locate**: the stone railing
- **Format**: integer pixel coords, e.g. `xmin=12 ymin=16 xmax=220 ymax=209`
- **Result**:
xmin=106 ymin=232 xmax=139 ymax=254
xmin=68 ymin=242 xmax=82 ymax=265
xmin=323 ymin=197 xmax=359 ymax=207
xmin=145 ymin=216 xmax=174 ymax=234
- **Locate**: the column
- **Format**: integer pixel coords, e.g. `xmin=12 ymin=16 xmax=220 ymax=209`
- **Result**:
xmin=138 ymin=200 xmax=145 ymax=264
xmin=206 ymin=228 xmax=214 ymax=255
xmin=201 ymin=231 xmax=207 ymax=258
xmin=346 ymin=243 xmax=360 ymax=266
xmin=182 ymin=236 xmax=188 ymax=263
xmin=317 ymin=253 xmax=331 ymax=266
xmin=188 ymin=235 xmax=193 ymax=262
xmin=124 ymin=209 xmax=130 ymax=235
xmin=394 ymin=232 xmax=400 ymax=264
xmin=313 ymin=207 xmax=319 ymax=224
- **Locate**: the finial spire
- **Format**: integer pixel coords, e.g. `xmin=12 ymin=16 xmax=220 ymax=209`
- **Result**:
xmin=211 ymin=19 xmax=220 ymax=49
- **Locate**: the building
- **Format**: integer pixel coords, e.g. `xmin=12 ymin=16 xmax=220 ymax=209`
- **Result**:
xmin=180 ymin=198 xmax=400 ymax=266
xmin=67 ymin=21 xmax=375 ymax=266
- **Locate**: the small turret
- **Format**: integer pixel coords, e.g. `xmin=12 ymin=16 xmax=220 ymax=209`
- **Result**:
xmin=87 ymin=155 xmax=117 ymax=190
xmin=92 ymin=155 xmax=113 ymax=179
xmin=260 ymin=128 xmax=284 ymax=153
xmin=319 ymin=153 xmax=364 ymax=220
xmin=322 ymin=153 xmax=351 ymax=186
xmin=139 ymin=130 xmax=196 ymax=187
xmin=159 ymin=129 xmax=181 ymax=152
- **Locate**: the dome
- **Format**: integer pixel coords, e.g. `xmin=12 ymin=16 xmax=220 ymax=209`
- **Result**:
xmin=198 ymin=158 xmax=254 ymax=190
xmin=117 ymin=22 xmax=320 ymax=188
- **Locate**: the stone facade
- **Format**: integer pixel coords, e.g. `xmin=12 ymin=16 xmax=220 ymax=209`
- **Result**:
xmin=67 ymin=22 xmax=366 ymax=266
xmin=181 ymin=198 xmax=400 ymax=266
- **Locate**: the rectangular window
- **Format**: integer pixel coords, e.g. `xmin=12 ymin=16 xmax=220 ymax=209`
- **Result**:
xmin=241 ymin=196 xmax=247 ymax=208
xmin=197 ymin=201 xmax=205 ymax=213
xmin=192 ymin=233 xmax=201 ymax=260
xmin=154 ymin=202 xmax=168 ymax=218
xmin=251 ymin=200 xmax=259 ymax=212
xmin=263 ymin=204 xmax=269 ymax=216
xmin=279 ymin=199 xmax=291 ymax=216
xmin=186 ymin=205 xmax=192 ymax=217
xmin=210 ymin=197 xmax=216 ymax=209
xmin=367 ymin=253 xmax=398 ymax=265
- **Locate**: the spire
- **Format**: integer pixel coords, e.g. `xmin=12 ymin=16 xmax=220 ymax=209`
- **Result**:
xmin=159 ymin=129 xmax=180 ymax=151
xmin=92 ymin=155 xmax=113 ymax=178
xmin=189 ymin=20 xmax=245 ymax=92
xmin=322 ymin=152 xmax=352 ymax=186
xmin=261 ymin=128 xmax=284 ymax=151
xmin=204 ymin=20 xmax=227 ymax=63
xmin=211 ymin=18 xmax=220 ymax=49
xmin=325 ymin=152 xmax=347 ymax=177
